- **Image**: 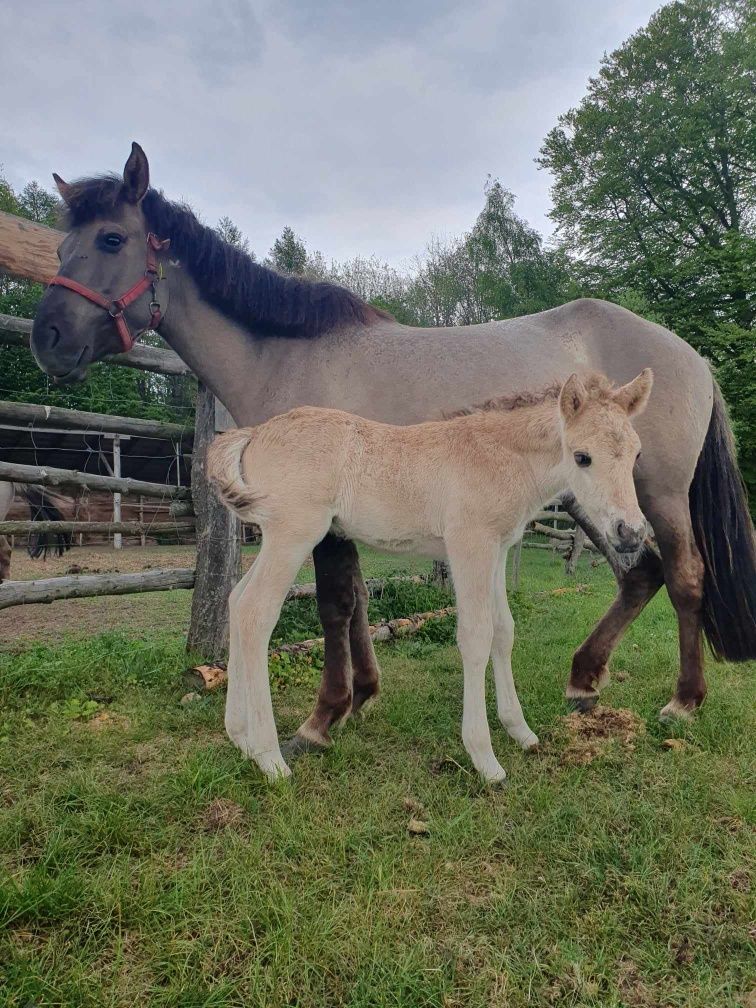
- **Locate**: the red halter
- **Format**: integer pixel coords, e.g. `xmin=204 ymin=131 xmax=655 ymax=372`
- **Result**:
xmin=48 ymin=233 xmax=170 ymax=352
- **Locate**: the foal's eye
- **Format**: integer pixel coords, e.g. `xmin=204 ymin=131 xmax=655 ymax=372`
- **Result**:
xmin=101 ymin=233 xmax=124 ymax=250
xmin=574 ymin=452 xmax=592 ymax=468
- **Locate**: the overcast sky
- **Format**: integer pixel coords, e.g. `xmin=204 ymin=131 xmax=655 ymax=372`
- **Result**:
xmin=2 ymin=0 xmax=661 ymax=266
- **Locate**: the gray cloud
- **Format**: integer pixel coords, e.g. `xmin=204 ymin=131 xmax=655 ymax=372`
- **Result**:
xmin=1 ymin=0 xmax=660 ymax=264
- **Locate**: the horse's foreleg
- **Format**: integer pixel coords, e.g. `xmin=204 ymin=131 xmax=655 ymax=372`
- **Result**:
xmin=448 ymin=534 xmax=505 ymax=783
xmin=566 ymin=548 xmax=665 ymax=710
xmin=0 ymin=535 xmax=10 ymax=582
xmin=349 ymin=562 xmax=381 ymax=715
xmin=287 ymin=534 xmax=358 ymax=754
xmin=491 ymin=545 xmax=539 ymax=750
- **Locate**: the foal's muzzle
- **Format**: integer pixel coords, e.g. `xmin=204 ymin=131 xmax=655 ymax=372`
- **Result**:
xmin=611 ymin=519 xmax=646 ymax=554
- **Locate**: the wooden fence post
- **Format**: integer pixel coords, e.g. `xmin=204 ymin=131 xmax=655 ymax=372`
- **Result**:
xmin=187 ymin=384 xmax=240 ymax=659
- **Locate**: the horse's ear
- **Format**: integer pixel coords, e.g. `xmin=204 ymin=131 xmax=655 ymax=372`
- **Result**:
xmin=122 ymin=142 xmax=149 ymax=204
xmin=613 ymin=368 xmax=654 ymax=417
xmin=559 ymin=373 xmax=588 ymax=421
xmin=53 ymin=173 xmax=74 ymax=205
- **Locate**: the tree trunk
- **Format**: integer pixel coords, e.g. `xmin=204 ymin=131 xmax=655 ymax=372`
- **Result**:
xmin=187 ymin=384 xmax=240 ymax=660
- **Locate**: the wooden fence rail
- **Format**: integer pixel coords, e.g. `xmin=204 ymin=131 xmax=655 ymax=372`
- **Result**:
xmin=0 ymin=568 xmax=197 ymax=610
xmin=0 ymin=398 xmax=193 ymax=441
xmin=0 ymin=520 xmax=195 ymax=536
xmin=0 ymin=460 xmax=192 ymax=500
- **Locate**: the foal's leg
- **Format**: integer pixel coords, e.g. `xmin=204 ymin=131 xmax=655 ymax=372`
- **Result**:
xmin=447 ymin=535 xmax=506 ymax=783
xmin=643 ymin=497 xmax=707 ymax=719
xmin=491 ymin=545 xmax=539 ymax=750
xmin=227 ymin=526 xmax=324 ymax=780
xmin=566 ymin=548 xmax=665 ymax=711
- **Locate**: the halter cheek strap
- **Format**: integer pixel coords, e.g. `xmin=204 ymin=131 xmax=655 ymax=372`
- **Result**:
xmin=48 ymin=233 xmax=170 ymax=352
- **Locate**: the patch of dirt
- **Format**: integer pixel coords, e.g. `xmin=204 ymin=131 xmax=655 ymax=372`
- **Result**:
xmin=616 ymin=958 xmax=657 ymax=1008
xmin=560 ymin=706 xmax=644 ymax=765
xmin=84 ymin=711 xmax=131 ymax=732
xmin=201 ymin=798 xmax=246 ymax=832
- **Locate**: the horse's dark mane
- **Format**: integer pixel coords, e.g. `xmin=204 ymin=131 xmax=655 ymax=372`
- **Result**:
xmin=59 ymin=175 xmax=390 ymax=340
xmin=446 ymin=373 xmax=614 ymax=418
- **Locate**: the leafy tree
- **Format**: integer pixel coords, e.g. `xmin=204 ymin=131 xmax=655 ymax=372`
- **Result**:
xmin=215 ymin=216 xmax=252 ymax=256
xmin=268 ymin=226 xmax=308 ymax=275
xmin=538 ymin=0 xmax=756 ymax=504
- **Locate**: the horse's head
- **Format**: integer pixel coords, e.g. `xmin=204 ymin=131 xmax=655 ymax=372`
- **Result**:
xmin=558 ymin=369 xmax=653 ymax=554
xmin=31 ymin=143 xmax=169 ymax=382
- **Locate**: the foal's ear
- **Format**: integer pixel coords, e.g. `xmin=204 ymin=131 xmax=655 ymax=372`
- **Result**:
xmin=53 ymin=173 xmax=74 ymax=205
xmin=613 ymin=368 xmax=654 ymax=417
xmin=559 ymin=373 xmax=588 ymax=421
xmin=122 ymin=141 xmax=150 ymax=204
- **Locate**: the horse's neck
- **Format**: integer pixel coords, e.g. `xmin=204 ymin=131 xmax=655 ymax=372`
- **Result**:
xmin=472 ymin=403 xmax=568 ymax=511
xmin=158 ymin=269 xmax=318 ymax=426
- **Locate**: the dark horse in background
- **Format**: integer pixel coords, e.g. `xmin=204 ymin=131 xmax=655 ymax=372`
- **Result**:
xmin=0 ymin=481 xmax=71 ymax=581
xmin=30 ymin=145 xmax=755 ymax=760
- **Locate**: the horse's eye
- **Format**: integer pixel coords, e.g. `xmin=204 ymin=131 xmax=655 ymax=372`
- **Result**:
xmin=102 ymin=233 xmax=123 ymax=250
xmin=574 ymin=452 xmax=592 ymax=468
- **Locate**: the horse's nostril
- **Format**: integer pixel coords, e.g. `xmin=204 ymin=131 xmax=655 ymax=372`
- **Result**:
xmin=616 ymin=521 xmax=628 ymax=540
xmin=48 ymin=325 xmax=61 ymax=350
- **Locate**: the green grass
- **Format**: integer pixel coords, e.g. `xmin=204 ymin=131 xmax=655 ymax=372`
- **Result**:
xmin=0 ymin=551 xmax=754 ymax=1007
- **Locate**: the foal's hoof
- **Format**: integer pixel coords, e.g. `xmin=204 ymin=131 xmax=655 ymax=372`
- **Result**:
xmin=659 ymin=698 xmax=696 ymax=723
xmin=280 ymin=733 xmax=329 ymax=762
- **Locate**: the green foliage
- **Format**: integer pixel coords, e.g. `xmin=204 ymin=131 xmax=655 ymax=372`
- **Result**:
xmin=215 ymin=215 xmax=252 ymax=256
xmin=538 ymin=0 xmax=756 ymax=502
xmin=268 ymin=225 xmax=309 ymax=274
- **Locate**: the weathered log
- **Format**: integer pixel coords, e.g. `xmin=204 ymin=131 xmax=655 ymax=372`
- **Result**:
xmin=0 ymin=567 xmax=195 ymax=610
xmin=533 ymin=510 xmax=572 ymax=523
xmin=187 ymin=383 xmax=240 ymax=660
xmin=0 ymin=399 xmax=192 ymax=441
xmin=0 ymin=311 xmax=192 ymax=377
xmin=0 ymin=210 xmax=60 ymax=283
xmin=169 ymin=499 xmax=195 ymax=518
xmin=0 ymin=460 xmax=191 ymax=500
xmin=532 ymin=521 xmax=574 ymax=541
xmin=565 ymin=525 xmax=587 ymax=576
xmin=0 ymin=519 xmax=195 ymax=536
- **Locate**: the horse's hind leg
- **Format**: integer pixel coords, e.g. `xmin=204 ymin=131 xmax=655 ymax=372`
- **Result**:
xmin=566 ymin=548 xmax=665 ymax=710
xmin=349 ymin=567 xmax=381 ymax=715
xmin=491 ymin=545 xmax=539 ymax=750
xmin=643 ymin=496 xmax=706 ymax=719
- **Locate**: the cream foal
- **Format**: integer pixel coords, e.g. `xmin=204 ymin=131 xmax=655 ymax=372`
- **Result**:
xmin=207 ymin=369 xmax=653 ymax=783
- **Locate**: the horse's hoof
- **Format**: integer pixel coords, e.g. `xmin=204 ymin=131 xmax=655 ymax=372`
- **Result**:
xmin=279 ymin=733 xmax=329 ymax=762
xmin=567 ymin=694 xmax=599 ymax=714
xmin=659 ymin=698 xmax=695 ymax=723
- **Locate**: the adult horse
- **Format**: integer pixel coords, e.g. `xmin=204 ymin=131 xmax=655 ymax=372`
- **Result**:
xmin=0 ymin=481 xmax=71 ymax=581
xmin=29 ymin=144 xmax=755 ymax=755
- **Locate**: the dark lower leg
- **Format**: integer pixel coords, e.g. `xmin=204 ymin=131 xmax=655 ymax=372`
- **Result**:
xmin=0 ymin=536 xmax=10 ymax=582
xmin=568 ymin=549 xmax=664 ymax=708
xmin=653 ymin=519 xmax=707 ymax=715
xmin=294 ymin=536 xmax=357 ymax=748
xmin=349 ymin=567 xmax=380 ymax=713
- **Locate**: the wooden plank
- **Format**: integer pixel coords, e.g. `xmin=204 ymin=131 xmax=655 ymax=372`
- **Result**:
xmin=0 ymin=312 xmax=192 ymax=377
xmin=0 ymin=399 xmax=192 ymax=441
xmin=0 ymin=460 xmax=191 ymax=500
xmin=0 ymin=520 xmax=195 ymax=535
xmin=0 ymin=210 xmax=61 ymax=283
xmin=187 ymin=383 xmax=241 ymax=660
xmin=0 ymin=567 xmax=195 ymax=610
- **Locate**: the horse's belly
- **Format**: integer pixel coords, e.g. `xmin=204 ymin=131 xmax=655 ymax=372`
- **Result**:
xmin=331 ymin=517 xmax=446 ymax=561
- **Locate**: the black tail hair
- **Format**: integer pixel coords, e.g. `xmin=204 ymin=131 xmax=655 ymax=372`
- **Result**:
xmin=21 ymin=485 xmax=72 ymax=560
xmin=689 ymin=381 xmax=756 ymax=661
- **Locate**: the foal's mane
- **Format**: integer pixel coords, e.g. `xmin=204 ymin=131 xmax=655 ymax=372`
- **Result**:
xmin=446 ymin=372 xmax=615 ymax=419
xmin=60 ymin=176 xmax=390 ymax=340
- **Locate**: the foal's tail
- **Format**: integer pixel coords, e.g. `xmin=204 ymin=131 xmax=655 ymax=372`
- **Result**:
xmin=206 ymin=429 xmax=261 ymax=522
xmin=689 ymin=381 xmax=756 ymax=661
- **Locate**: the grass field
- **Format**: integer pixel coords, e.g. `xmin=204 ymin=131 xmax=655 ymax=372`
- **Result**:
xmin=0 ymin=548 xmax=754 ymax=1007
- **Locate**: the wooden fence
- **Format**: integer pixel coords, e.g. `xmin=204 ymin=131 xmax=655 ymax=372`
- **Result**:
xmin=0 ymin=209 xmax=236 ymax=658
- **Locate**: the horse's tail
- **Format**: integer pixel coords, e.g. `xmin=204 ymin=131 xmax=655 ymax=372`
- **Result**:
xmin=689 ymin=381 xmax=756 ymax=661
xmin=20 ymin=484 xmax=73 ymax=560
xmin=206 ymin=429 xmax=261 ymax=522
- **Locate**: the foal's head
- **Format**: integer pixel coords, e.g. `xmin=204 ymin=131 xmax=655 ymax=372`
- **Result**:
xmin=559 ymin=370 xmax=653 ymax=553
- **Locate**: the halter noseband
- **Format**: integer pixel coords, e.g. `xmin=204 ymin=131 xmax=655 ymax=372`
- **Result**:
xmin=48 ymin=233 xmax=170 ymax=352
